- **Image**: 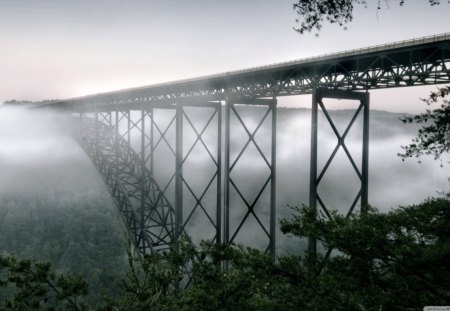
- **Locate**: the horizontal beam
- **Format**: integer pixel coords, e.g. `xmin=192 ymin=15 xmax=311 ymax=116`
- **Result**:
xmin=315 ymin=88 xmax=369 ymax=101
xmin=67 ymin=99 xmax=222 ymax=112
xmin=226 ymin=96 xmax=276 ymax=106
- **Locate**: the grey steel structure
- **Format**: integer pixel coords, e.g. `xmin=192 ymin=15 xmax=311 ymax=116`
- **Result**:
xmin=309 ymin=88 xmax=370 ymax=261
xmin=45 ymin=33 xmax=450 ymax=256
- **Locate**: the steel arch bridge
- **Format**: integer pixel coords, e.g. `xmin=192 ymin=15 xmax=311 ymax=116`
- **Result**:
xmin=42 ymin=33 xmax=450 ymax=257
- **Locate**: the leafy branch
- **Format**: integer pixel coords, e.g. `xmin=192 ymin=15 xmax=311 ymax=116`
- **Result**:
xmin=399 ymin=86 xmax=450 ymax=162
xmin=292 ymin=0 xmax=443 ymax=34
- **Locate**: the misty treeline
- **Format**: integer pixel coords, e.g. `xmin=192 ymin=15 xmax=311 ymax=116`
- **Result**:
xmin=0 ymin=191 xmax=128 ymax=304
xmin=1 ymin=89 xmax=449 ymax=309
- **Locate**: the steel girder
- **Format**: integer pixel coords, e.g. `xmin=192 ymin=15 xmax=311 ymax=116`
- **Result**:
xmin=72 ymin=97 xmax=278 ymax=257
xmin=224 ymin=98 xmax=277 ymax=256
xmin=309 ymin=88 xmax=369 ymax=269
xmin=174 ymin=102 xmax=222 ymax=246
xmin=77 ymin=111 xmax=176 ymax=254
xmin=47 ymin=34 xmax=450 ymax=112
xmin=74 ymin=101 xmax=223 ymax=255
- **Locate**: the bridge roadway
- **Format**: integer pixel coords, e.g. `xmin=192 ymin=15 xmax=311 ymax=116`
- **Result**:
xmin=46 ymin=33 xmax=450 ymax=111
xmin=41 ymin=34 xmax=450 ymax=258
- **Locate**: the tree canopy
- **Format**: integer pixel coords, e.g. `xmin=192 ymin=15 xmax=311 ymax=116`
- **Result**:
xmin=2 ymin=195 xmax=449 ymax=310
xmin=292 ymin=0 xmax=443 ymax=34
xmin=400 ymin=86 xmax=450 ymax=162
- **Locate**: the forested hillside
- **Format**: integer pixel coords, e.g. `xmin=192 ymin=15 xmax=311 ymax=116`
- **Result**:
xmin=0 ymin=191 xmax=128 ymax=302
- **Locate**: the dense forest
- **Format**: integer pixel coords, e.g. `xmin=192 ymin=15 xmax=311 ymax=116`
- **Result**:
xmin=0 ymin=191 xmax=128 ymax=303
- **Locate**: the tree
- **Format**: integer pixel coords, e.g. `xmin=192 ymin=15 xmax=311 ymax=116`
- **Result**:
xmin=280 ymin=196 xmax=450 ymax=309
xmin=107 ymin=195 xmax=450 ymax=310
xmin=399 ymin=86 xmax=450 ymax=162
xmin=292 ymin=0 xmax=443 ymax=34
xmin=0 ymin=255 xmax=88 ymax=310
xmin=2 ymin=194 xmax=449 ymax=310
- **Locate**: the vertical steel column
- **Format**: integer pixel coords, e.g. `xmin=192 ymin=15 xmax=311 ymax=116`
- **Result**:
xmin=94 ymin=110 xmax=99 ymax=147
xmin=127 ymin=110 xmax=131 ymax=145
xmin=224 ymin=100 xmax=231 ymax=245
xmin=115 ymin=111 xmax=119 ymax=177
xmin=140 ymin=108 xmax=146 ymax=252
xmin=270 ymin=98 xmax=277 ymax=258
xmin=216 ymin=104 xmax=223 ymax=244
xmin=175 ymin=103 xmax=183 ymax=244
xmin=150 ymin=107 xmax=154 ymax=176
xmin=308 ymin=91 xmax=318 ymax=256
xmin=361 ymin=92 xmax=370 ymax=214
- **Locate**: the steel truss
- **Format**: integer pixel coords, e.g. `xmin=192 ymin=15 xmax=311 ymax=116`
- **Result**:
xmin=175 ymin=102 xmax=222 ymax=245
xmin=72 ymin=96 xmax=279 ymax=256
xmin=48 ymin=34 xmax=450 ymax=111
xmin=309 ymin=88 xmax=369 ymax=264
xmin=77 ymin=111 xmax=176 ymax=254
xmin=42 ymin=34 xmax=450 ymax=264
xmin=75 ymin=101 xmax=223 ymax=254
xmin=224 ymin=97 xmax=277 ymax=256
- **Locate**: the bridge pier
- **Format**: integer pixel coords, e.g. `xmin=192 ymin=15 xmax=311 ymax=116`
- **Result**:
xmin=178 ymin=101 xmax=223 ymax=246
xmin=308 ymin=88 xmax=370 ymax=257
xmin=224 ymin=97 xmax=277 ymax=257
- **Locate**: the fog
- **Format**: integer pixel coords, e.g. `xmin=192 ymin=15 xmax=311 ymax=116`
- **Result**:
xmin=0 ymin=107 xmax=109 ymax=196
xmin=276 ymin=106 xmax=449 ymax=211
xmin=0 ymin=103 xmax=448 ymax=255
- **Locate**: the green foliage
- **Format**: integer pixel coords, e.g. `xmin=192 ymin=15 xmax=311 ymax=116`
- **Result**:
xmin=0 ymin=192 xmax=128 ymax=305
xmin=104 ymin=240 xmax=192 ymax=310
xmin=110 ymin=241 xmax=311 ymax=311
xmin=292 ymin=0 xmax=442 ymax=34
xmin=0 ymin=255 xmax=88 ymax=310
xmin=1 ymin=194 xmax=449 ymax=309
xmin=281 ymin=196 xmax=450 ymax=309
xmin=400 ymin=86 xmax=450 ymax=161
xmin=105 ymin=195 xmax=450 ymax=310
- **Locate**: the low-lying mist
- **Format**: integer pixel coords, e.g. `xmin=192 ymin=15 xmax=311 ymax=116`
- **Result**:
xmin=0 ymin=104 xmax=448 ymax=258
xmin=0 ymin=106 xmax=108 ymax=197
xmin=0 ymin=106 xmax=127 ymax=301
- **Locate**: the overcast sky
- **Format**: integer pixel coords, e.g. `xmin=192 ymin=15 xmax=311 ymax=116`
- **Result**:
xmin=1 ymin=0 xmax=449 ymax=112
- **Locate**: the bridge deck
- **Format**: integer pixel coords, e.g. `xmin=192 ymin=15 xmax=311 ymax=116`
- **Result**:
xmin=47 ymin=33 xmax=450 ymax=111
